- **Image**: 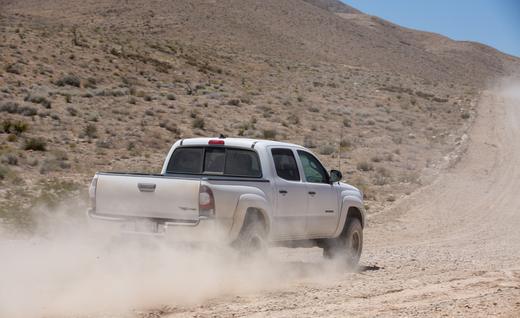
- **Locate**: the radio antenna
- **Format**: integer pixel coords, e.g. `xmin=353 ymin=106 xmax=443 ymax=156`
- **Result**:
xmin=338 ymin=122 xmax=343 ymax=173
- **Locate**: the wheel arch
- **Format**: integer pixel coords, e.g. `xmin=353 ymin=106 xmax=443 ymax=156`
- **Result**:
xmin=228 ymin=193 xmax=272 ymax=241
xmin=333 ymin=196 xmax=366 ymax=238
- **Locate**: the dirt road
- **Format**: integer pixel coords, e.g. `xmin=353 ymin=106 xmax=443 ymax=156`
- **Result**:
xmin=145 ymin=87 xmax=520 ymax=317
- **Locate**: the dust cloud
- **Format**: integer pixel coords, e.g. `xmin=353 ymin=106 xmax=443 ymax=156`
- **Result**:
xmin=0 ymin=203 xmax=343 ymax=318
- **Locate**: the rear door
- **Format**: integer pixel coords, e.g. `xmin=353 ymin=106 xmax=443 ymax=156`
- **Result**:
xmin=269 ymin=148 xmax=309 ymax=239
xmin=296 ymin=150 xmax=340 ymax=237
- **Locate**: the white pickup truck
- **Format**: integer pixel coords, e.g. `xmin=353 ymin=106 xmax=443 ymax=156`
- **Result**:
xmin=88 ymin=137 xmax=365 ymax=265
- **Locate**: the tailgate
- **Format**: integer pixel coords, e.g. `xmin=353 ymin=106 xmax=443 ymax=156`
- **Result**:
xmin=95 ymin=173 xmax=201 ymax=220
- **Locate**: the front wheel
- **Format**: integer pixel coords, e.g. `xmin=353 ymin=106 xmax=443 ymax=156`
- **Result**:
xmin=323 ymin=218 xmax=363 ymax=267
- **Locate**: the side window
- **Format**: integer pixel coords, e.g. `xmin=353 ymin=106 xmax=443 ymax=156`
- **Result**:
xmin=297 ymin=150 xmax=329 ymax=184
xmin=271 ymin=148 xmax=300 ymax=181
xmin=225 ymin=149 xmax=261 ymax=177
xmin=166 ymin=147 xmax=203 ymax=174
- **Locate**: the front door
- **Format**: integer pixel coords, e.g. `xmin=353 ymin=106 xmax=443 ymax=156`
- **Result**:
xmin=270 ymin=148 xmax=308 ymax=240
xmin=297 ymin=150 xmax=340 ymax=237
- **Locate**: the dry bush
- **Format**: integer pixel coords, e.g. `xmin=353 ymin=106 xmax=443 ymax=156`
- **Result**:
xmin=55 ymin=74 xmax=81 ymax=87
xmin=23 ymin=138 xmax=47 ymax=151
xmin=356 ymin=161 xmax=374 ymax=171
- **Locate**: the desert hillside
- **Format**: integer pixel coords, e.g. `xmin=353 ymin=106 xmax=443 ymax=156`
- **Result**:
xmin=1 ymin=0 xmax=519 ymax=231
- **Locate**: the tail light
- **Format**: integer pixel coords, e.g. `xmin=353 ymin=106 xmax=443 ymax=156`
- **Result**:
xmin=199 ymin=185 xmax=215 ymax=217
xmin=89 ymin=175 xmax=98 ymax=211
xmin=208 ymin=139 xmax=225 ymax=145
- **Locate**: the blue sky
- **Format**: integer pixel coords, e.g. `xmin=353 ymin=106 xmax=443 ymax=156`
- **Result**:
xmin=343 ymin=0 xmax=520 ymax=57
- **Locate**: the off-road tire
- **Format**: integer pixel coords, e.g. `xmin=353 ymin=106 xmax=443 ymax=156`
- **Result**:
xmin=233 ymin=214 xmax=267 ymax=256
xmin=323 ymin=218 xmax=363 ymax=267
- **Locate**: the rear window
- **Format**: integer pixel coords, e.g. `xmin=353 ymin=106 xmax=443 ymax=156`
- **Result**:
xmin=166 ymin=147 xmax=262 ymax=177
xmin=271 ymin=148 xmax=300 ymax=181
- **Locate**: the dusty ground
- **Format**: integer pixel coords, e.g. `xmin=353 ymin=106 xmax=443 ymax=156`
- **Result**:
xmin=130 ymin=85 xmax=520 ymax=317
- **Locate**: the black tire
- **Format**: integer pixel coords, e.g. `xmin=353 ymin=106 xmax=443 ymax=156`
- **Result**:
xmin=233 ymin=214 xmax=267 ymax=257
xmin=323 ymin=218 xmax=363 ymax=267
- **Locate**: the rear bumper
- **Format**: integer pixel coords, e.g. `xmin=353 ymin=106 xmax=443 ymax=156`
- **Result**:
xmin=87 ymin=209 xmax=231 ymax=243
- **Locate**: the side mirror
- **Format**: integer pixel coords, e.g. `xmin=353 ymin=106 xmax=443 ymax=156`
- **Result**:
xmin=330 ymin=169 xmax=342 ymax=183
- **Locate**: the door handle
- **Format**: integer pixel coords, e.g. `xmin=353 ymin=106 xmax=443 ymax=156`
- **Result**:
xmin=138 ymin=183 xmax=156 ymax=192
xmin=279 ymin=190 xmax=288 ymax=195
xmin=308 ymin=191 xmax=316 ymax=196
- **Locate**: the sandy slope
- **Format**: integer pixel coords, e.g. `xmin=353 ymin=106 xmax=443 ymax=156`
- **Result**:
xmin=152 ymin=85 xmax=520 ymax=317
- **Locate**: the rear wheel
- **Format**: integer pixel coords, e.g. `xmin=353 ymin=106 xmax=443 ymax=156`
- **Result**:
xmin=323 ymin=218 xmax=363 ymax=267
xmin=233 ymin=213 xmax=267 ymax=256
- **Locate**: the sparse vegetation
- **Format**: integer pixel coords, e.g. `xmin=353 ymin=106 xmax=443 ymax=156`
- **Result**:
xmin=0 ymin=102 xmax=37 ymax=116
xmin=23 ymin=138 xmax=47 ymax=151
xmin=25 ymin=94 xmax=52 ymax=108
xmin=262 ymin=129 xmax=277 ymax=139
xmin=5 ymin=63 xmax=22 ymax=74
xmin=84 ymin=123 xmax=98 ymax=139
xmin=55 ymin=74 xmax=81 ymax=87
xmin=357 ymin=161 xmax=374 ymax=171
xmin=1 ymin=120 xmax=28 ymax=135
xmin=192 ymin=117 xmax=205 ymax=130
xmin=319 ymin=144 xmax=335 ymax=155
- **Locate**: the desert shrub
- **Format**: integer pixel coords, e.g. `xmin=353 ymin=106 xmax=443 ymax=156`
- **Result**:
xmin=0 ymin=102 xmax=37 ymax=116
xmin=303 ymin=135 xmax=316 ymax=148
xmin=84 ymin=123 xmax=98 ymax=139
xmin=23 ymin=138 xmax=47 ymax=151
xmin=1 ymin=120 xmax=28 ymax=135
xmin=96 ymin=139 xmax=114 ymax=149
xmin=192 ymin=118 xmax=205 ymax=129
xmin=1 ymin=154 xmax=18 ymax=166
xmin=227 ymin=99 xmax=240 ymax=106
xmin=5 ymin=63 xmax=22 ymax=74
xmin=12 ymin=121 xmax=28 ymax=135
xmin=166 ymin=93 xmax=176 ymax=100
xmin=262 ymin=129 xmax=277 ymax=139
xmin=0 ymin=164 xmax=9 ymax=180
xmin=159 ymin=121 xmax=180 ymax=134
xmin=65 ymin=94 xmax=72 ymax=103
xmin=340 ymin=138 xmax=352 ymax=149
xmin=84 ymin=77 xmax=97 ymax=89
xmin=25 ymin=94 xmax=51 ymax=108
xmin=461 ymin=112 xmax=470 ymax=119
xmin=371 ymin=155 xmax=383 ymax=163
xmin=55 ymin=74 xmax=81 ymax=87
xmin=240 ymin=96 xmax=252 ymax=105
xmin=373 ymin=167 xmax=392 ymax=185
xmin=39 ymin=157 xmax=71 ymax=174
xmin=127 ymin=141 xmax=136 ymax=151
xmin=343 ymin=118 xmax=352 ymax=127
xmin=287 ymin=113 xmax=300 ymax=125
xmin=356 ymin=161 xmax=374 ymax=172
xmin=66 ymin=106 xmax=78 ymax=116
xmin=308 ymin=106 xmax=320 ymax=113
xmin=319 ymin=144 xmax=335 ymax=155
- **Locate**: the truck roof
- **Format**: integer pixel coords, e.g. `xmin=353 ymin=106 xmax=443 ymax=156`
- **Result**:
xmin=177 ymin=137 xmax=306 ymax=150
